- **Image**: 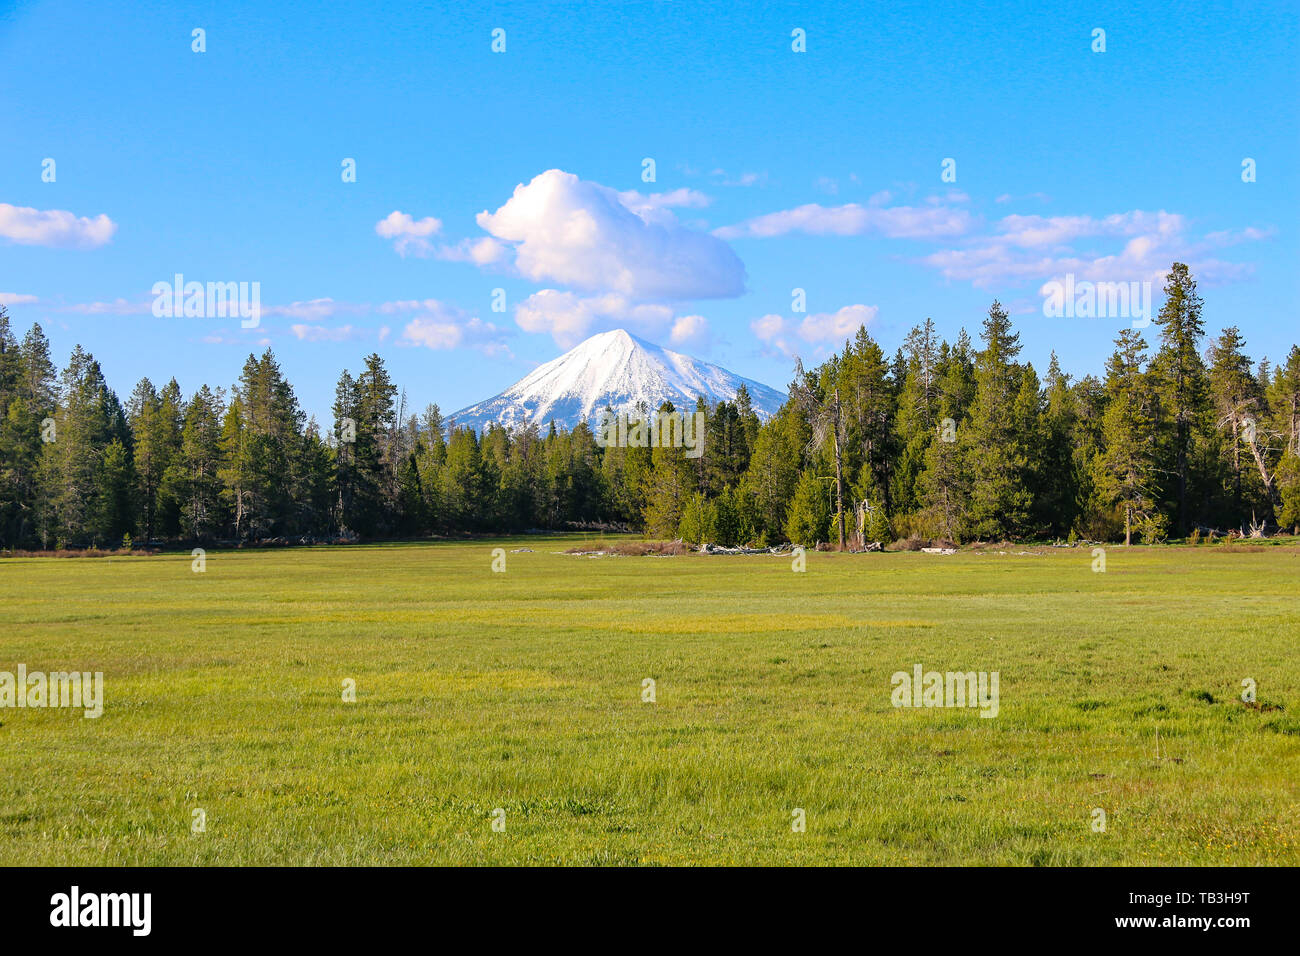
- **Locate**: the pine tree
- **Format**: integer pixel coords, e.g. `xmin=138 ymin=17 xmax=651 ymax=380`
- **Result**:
xmin=1036 ymin=353 xmax=1080 ymax=536
xmin=351 ymin=353 xmax=399 ymax=534
xmin=963 ymin=302 xmax=1034 ymax=539
xmin=40 ymin=346 xmax=123 ymax=547
xmin=1094 ymin=330 xmax=1164 ymax=545
xmin=128 ymin=378 xmax=168 ymax=541
xmin=95 ymin=438 xmax=136 ymax=545
xmin=0 ymin=311 xmax=52 ymax=546
xmin=1207 ymin=326 xmax=1273 ymax=523
xmin=917 ymin=343 xmax=972 ymax=540
xmin=1150 ymin=263 xmax=1208 ymax=534
xmin=1268 ymin=346 xmax=1300 ymax=531
xmin=176 ymin=385 xmax=227 ymax=539
xmin=841 ymin=326 xmax=894 ymax=515
xmin=441 ymin=427 xmax=483 ymax=530
xmin=739 ymin=407 xmax=802 ymax=544
xmin=790 ymin=357 xmax=848 ymax=548
xmin=677 ymin=491 xmax=717 ymax=546
xmin=784 ymin=470 xmax=830 ymax=546
xmin=642 ymin=403 xmax=696 ymax=538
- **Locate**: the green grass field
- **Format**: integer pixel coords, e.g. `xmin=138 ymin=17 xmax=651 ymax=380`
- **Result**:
xmin=1 ymin=539 xmax=1297 ymax=866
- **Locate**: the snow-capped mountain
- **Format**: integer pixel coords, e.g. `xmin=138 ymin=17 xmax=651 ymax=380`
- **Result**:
xmin=450 ymin=329 xmax=787 ymax=432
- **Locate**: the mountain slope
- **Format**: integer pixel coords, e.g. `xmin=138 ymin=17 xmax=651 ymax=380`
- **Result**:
xmin=450 ymin=329 xmax=787 ymax=431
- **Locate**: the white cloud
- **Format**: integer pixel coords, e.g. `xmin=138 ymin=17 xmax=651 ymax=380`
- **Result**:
xmin=669 ymin=314 xmax=711 ymax=348
xmin=994 ymin=210 xmax=1184 ymax=249
xmin=706 ymin=168 xmax=767 ymax=187
xmin=515 ymin=289 xmax=699 ymax=349
xmin=263 ymin=298 xmax=355 ymax=320
xmin=375 ymin=210 xmax=444 ymax=257
xmin=63 ymin=297 xmax=146 ymax=315
xmin=476 ymin=169 xmax=746 ymax=300
xmin=397 ymin=301 xmax=509 ymax=355
xmin=922 ymin=210 xmax=1267 ymax=290
xmin=995 ymin=192 xmax=1051 ymax=204
xmin=290 ymin=323 xmax=360 ymax=342
xmin=616 ymin=187 xmax=711 ymax=217
xmin=0 ymin=292 xmax=38 ymax=306
xmin=751 ymin=304 xmax=879 ymax=357
xmin=1202 ymin=226 xmax=1276 ymax=246
xmin=716 ymin=201 xmax=974 ymax=240
xmin=433 ymin=236 xmax=508 ymax=265
xmin=0 ymin=203 xmax=117 ymax=248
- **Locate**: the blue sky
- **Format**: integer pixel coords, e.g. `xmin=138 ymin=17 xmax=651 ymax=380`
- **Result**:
xmin=2 ymin=0 xmax=1296 ymax=424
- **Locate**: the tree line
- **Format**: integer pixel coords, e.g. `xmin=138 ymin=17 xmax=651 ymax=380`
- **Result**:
xmin=1 ymin=263 xmax=1297 ymax=551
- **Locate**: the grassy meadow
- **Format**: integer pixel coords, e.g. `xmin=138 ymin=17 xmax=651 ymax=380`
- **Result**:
xmin=1 ymin=538 xmax=1297 ymax=866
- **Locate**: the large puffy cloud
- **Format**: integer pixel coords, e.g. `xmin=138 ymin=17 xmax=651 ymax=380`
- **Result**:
xmin=751 ymin=304 xmax=879 ymax=357
xmin=477 ymin=169 xmax=745 ymax=299
xmin=0 ymin=203 xmax=116 ymax=248
xmin=515 ymin=289 xmax=710 ymax=349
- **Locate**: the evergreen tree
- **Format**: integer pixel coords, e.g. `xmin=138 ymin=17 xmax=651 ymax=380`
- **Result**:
xmin=678 ymin=491 xmax=717 ymax=546
xmin=962 ymin=302 xmax=1034 ymax=538
xmin=1150 ymin=263 xmax=1208 ymax=533
xmin=739 ymin=407 xmax=802 ymax=544
xmin=0 ymin=314 xmax=56 ymax=546
xmin=40 ymin=346 xmax=123 ymax=547
xmin=1036 ymin=353 xmax=1080 ymax=536
xmin=175 ymin=385 xmax=227 ymax=539
xmin=642 ymin=403 xmax=696 ymax=537
xmin=1207 ymin=326 xmax=1270 ymax=523
xmin=441 ymin=427 xmax=483 ymax=530
xmin=1094 ymin=330 xmax=1164 ymax=545
xmin=784 ymin=470 xmax=830 ymax=546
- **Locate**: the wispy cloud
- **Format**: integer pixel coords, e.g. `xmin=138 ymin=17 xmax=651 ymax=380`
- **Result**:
xmin=921 ymin=210 xmax=1268 ymax=289
xmin=290 ymin=323 xmax=362 ymax=342
xmin=716 ymin=201 xmax=974 ymax=240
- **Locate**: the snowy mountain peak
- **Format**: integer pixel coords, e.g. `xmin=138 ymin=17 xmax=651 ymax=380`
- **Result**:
xmin=450 ymin=329 xmax=787 ymax=432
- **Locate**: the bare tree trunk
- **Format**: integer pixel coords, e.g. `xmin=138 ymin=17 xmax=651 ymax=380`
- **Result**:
xmin=833 ymin=388 xmax=845 ymax=550
xmin=1246 ymin=434 xmax=1282 ymax=520
xmin=1125 ymin=504 xmax=1131 ymax=547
